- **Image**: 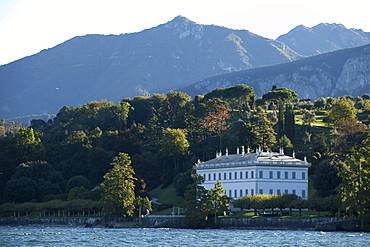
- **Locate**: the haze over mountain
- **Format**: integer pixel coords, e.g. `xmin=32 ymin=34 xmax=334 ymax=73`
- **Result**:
xmin=1 ymin=16 xmax=369 ymax=121
xmin=183 ymin=44 xmax=370 ymax=100
xmin=277 ymin=23 xmax=370 ymax=56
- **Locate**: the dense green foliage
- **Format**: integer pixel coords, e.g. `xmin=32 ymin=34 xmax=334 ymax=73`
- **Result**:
xmin=1 ymin=86 xmax=370 ymax=224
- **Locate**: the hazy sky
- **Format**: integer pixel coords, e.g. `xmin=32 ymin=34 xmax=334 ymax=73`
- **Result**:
xmin=0 ymin=0 xmax=369 ymax=65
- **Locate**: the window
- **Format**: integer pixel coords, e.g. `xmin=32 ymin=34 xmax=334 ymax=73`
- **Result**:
xmin=245 ymin=171 xmax=248 ymax=179
xmin=229 ymin=172 xmax=232 ymax=180
xmin=285 ymin=189 xmax=288 ymax=194
xmin=240 ymin=171 xmax=243 ymax=179
xmin=229 ymin=190 xmax=232 ymax=197
xmin=213 ymin=173 xmax=216 ymax=180
xmin=224 ymin=173 xmax=227 ymax=180
xmin=269 ymin=189 xmax=273 ymax=194
xmin=302 ymin=190 xmax=306 ymax=198
xmin=251 ymin=189 xmax=254 ymax=196
xmin=292 ymin=190 xmax=296 ymax=195
xmin=218 ymin=173 xmax=221 ymax=180
xmin=292 ymin=172 xmax=296 ymax=179
xmin=259 ymin=189 xmax=263 ymax=194
xmin=269 ymin=171 xmax=273 ymax=179
xmin=277 ymin=171 xmax=281 ymax=179
xmin=240 ymin=189 xmax=243 ymax=197
xmin=234 ymin=190 xmax=237 ymax=198
xmin=285 ymin=171 xmax=288 ymax=179
xmin=251 ymin=171 xmax=254 ymax=178
xmin=235 ymin=172 xmax=238 ymax=179
xmin=203 ymin=174 xmax=206 ymax=181
xmin=302 ymin=172 xmax=306 ymax=180
xmin=208 ymin=174 xmax=211 ymax=181
xmin=245 ymin=189 xmax=248 ymax=195
xmin=277 ymin=189 xmax=281 ymax=195
xmin=259 ymin=171 xmax=263 ymax=178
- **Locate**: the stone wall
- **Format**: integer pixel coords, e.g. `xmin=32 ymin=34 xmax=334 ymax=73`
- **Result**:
xmin=218 ymin=217 xmax=362 ymax=231
xmin=0 ymin=216 xmax=361 ymax=231
xmin=139 ymin=215 xmax=186 ymax=228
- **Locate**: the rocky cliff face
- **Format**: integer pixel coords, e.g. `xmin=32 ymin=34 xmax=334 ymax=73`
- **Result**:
xmin=183 ymin=44 xmax=370 ymax=100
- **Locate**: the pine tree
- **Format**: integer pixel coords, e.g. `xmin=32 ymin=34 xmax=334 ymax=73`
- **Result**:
xmin=251 ymin=111 xmax=277 ymax=150
xmin=338 ymin=132 xmax=370 ymax=218
xmin=100 ymin=153 xmax=137 ymax=216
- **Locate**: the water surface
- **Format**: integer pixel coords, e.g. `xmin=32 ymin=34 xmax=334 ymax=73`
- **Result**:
xmin=1 ymin=226 xmax=369 ymax=246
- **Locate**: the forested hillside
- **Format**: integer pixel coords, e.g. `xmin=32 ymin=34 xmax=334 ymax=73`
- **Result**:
xmin=1 ymin=84 xmax=370 ymax=215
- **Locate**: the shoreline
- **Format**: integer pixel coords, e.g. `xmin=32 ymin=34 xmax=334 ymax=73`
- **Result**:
xmin=0 ymin=216 xmax=362 ymax=231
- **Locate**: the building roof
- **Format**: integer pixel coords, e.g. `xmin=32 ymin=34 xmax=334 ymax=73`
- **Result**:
xmin=195 ymin=149 xmax=310 ymax=170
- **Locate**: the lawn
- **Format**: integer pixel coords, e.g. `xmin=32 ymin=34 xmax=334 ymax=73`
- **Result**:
xmin=148 ymin=184 xmax=184 ymax=214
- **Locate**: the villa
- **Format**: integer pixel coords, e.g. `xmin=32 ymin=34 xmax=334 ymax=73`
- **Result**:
xmin=194 ymin=147 xmax=311 ymax=200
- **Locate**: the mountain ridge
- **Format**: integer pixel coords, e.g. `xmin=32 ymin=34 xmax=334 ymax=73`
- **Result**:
xmin=277 ymin=23 xmax=370 ymax=56
xmin=0 ymin=16 xmax=301 ymax=120
xmin=182 ymin=43 xmax=370 ymax=100
xmin=1 ymin=16 xmax=369 ymax=121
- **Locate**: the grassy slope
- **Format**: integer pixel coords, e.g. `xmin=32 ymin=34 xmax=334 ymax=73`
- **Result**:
xmin=148 ymin=184 xmax=184 ymax=214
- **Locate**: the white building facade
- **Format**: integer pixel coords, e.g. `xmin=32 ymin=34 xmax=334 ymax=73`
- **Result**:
xmin=194 ymin=148 xmax=311 ymax=200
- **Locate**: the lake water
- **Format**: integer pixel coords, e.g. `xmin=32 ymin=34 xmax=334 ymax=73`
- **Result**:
xmin=1 ymin=226 xmax=370 ymax=246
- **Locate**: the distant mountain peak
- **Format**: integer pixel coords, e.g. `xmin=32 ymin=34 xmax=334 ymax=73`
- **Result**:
xmin=277 ymin=23 xmax=370 ymax=56
xmin=162 ymin=15 xmax=204 ymax=39
xmin=313 ymin=23 xmax=347 ymax=31
xmin=164 ymin=15 xmax=197 ymax=28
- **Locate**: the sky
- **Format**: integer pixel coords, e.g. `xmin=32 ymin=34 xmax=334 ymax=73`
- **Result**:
xmin=0 ymin=0 xmax=369 ymax=66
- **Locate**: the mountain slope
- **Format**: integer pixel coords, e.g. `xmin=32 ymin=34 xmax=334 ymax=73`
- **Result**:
xmin=182 ymin=44 xmax=370 ymax=100
xmin=0 ymin=16 xmax=301 ymax=120
xmin=277 ymin=23 xmax=370 ymax=56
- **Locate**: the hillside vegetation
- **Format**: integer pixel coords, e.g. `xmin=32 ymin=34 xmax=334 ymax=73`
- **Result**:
xmin=1 ymin=85 xmax=370 ymax=227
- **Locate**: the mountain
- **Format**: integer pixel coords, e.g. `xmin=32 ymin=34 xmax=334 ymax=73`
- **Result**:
xmin=182 ymin=44 xmax=370 ymax=100
xmin=0 ymin=16 xmax=301 ymax=120
xmin=277 ymin=23 xmax=370 ymax=56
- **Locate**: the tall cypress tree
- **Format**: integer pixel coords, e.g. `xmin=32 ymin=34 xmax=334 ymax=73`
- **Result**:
xmin=284 ymin=104 xmax=295 ymax=140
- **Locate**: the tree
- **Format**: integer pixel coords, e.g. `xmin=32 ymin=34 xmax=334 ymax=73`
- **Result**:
xmin=314 ymin=97 xmax=327 ymax=110
xmin=183 ymin=174 xmax=210 ymax=228
xmin=323 ymin=100 xmax=357 ymax=125
xmin=262 ymin=86 xmax=298 ymax=137
xmin=311 ymin=157 xmax=345 ymax=198
xmin=4 ymin=161 xmax=64 ymax=202
xmin=208 ymin=181 xmax=231 ymax=223
xmin=284 ymin=104 xmax=295 ymax=140
xmin=166 ymin=91 xmax=191 ymax=127
xmin=312 ymin=133 xmax=329 ymax=155
xmin=66 ymin=175 xmax=91 ymax=192
xmin=276 ymin=135 xmax=293 ymax=151
xmin=205 ymin=85 xmax=255 ymax=117
xmin=251 ymin=111 xmax=277 ymax=150
xmin=338 ymin=132 xmax=370 ymax=218
xmin=134 ymin=196 xmax=152 ymax=216
xmin=160 ymin=128 xmax=189 ymax=174
xmin=3 ymin=177 xmax=37 ymax=203
xmin=301 ymin=109 xmax=316 ymax=126
xmin=331 ymin=118 xmax=367 ymax=156
xmin=233 ymin=195 xmax=253 ymax=211
xmin=202 ymin=103 xmax=231 ymax=152
xmin=100 ymin=153 xmax=137 ymax=217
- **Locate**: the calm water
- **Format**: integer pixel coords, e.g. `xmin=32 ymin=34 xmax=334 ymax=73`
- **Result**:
xmin=1 ymin=226 xmax=370 ymax=246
